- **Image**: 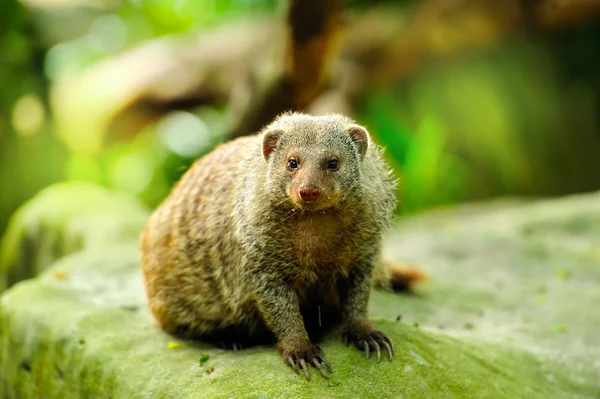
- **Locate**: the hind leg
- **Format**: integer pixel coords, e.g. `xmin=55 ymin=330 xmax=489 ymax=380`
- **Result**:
xmin=151 ymin=296 xmax=273 ymax=349
xmin=147 ymin=296 xmax=223 ymax=338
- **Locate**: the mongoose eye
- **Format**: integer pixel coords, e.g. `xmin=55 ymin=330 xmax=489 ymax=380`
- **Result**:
xmin=327 ymin=159 xmax=339 ymax=170
xmin=287 ymin=159 xmax=299 ymax=170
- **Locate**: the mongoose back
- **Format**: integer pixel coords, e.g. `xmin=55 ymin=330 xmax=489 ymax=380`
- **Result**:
xmin=140 ymin=112 xmax=401 ymax=380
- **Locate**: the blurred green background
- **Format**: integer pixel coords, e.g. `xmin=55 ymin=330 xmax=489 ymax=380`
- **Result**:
xmin=1 ymin=0 xmax=599 ymax=239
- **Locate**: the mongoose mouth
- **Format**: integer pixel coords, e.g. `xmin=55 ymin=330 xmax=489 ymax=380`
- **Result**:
xmin=296 ymin=200 xmax=331 ymax=212
xmin=291 ymin=193 xmax=340 ymax=212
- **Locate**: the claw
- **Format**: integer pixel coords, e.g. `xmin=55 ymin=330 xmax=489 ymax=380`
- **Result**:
xmin=388 ymin=337 xmax=395 ymax=356
xmin=299 ymin=358 xmax=310 ymax=381
xmin=287 ymin=357 xmax=299 ymax=374
xmin=369 ymin=339 xmax=381 ymax=363
xmin=318 ymin=354 xmax=334 ymax=373
xmin=382 ymin=341 xmax=393 ymax=361
xmin=383 ymin=334 xmax=394 ymax=356
xmin=362 ymin=341 xmax=369 ymax=360
xmin=312 ymin=358 xmax=330 ymax=379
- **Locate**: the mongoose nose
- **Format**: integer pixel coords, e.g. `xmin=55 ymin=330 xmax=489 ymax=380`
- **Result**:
xmin=299 ymin=185 xmax=321 ymax=201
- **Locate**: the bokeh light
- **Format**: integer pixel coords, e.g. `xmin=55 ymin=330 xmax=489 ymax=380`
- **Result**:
xmin=11 ymin=94 xmax=46 ymax=137
xmin=157 ymin=111 xmax=213 ymax=158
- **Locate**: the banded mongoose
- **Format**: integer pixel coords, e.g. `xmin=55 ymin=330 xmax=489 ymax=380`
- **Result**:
xmin=140 ymin=112 xmax=418 ymax=380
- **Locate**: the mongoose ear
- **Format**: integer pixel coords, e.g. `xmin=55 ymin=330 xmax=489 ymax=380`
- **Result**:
xmin=262 ymin=129 xmax=283 ymax=161
xmin=347 ymin=124 xmax=369 ymax=160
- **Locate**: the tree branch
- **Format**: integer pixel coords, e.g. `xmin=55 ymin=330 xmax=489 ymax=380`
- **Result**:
xmin=50 ymin=0 xmax=600 ymax=152
xmin=226 ymin=0 xmax=344 ymax=139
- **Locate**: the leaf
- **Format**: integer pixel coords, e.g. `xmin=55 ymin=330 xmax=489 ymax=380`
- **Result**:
xmin=168 ymin=341 xmax=181 ymax=349
xmin=52 ymin=271 xmax=68 ymax=280
xmin=199 ymin=354 xmax=210 ymax=366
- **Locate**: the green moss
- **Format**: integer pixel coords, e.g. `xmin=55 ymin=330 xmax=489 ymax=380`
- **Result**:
xmin=0 ymin=181 xmax=149 ymax=291
xmin=2 ymin=271 xmax=596 ymax=398
xmin=1 ymin=184 xmax=599 ymax=397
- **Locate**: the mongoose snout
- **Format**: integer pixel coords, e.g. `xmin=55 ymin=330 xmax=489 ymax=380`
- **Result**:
xmin=299 ymin=184 xmax=321 ymax=201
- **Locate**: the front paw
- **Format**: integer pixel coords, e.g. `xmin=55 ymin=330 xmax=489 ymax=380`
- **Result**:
xmin=343 ymin=322 xmax=394 ymax=363
xmin=279 ymin=339 xmax=333 ymax=381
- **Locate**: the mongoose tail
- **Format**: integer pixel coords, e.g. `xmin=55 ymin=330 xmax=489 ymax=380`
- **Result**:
xmin=373 ymin=260 xmax=430 ymax=292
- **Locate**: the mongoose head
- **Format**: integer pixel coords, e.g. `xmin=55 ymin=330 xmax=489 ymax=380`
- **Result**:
xmin=261 ymin=113 xmax=370 ymax=212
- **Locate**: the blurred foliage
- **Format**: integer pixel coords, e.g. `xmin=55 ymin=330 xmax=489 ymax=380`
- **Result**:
xmin=43 ymin=0 xmax=281 ymax=83
xmin=0 ymin=0 xmax=281 ymax=237
xmin=0 ymin=0 xmax=67 ymax=242
xmin=1 ymin=0 xmax=600 ymax=239
xmin=362 ymin=29 xmax=600 ymax=212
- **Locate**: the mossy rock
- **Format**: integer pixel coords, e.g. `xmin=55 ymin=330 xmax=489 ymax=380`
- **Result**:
xmin=0 ymin=182 xmax=149 ymax=291
xmin=1 ymin=183 xmax=599 ymax=398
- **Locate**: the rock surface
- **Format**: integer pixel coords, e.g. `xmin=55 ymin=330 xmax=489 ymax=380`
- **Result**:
xmin=1 ymin=183 xmax=599 ymax=398
xmin=0 ymin=182 xmax=150 ymax=291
